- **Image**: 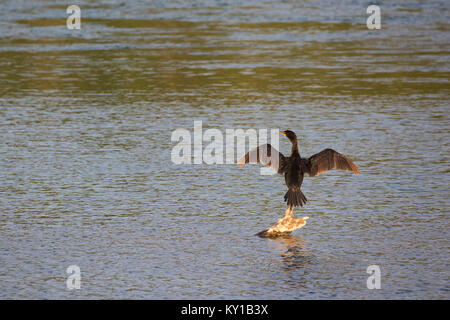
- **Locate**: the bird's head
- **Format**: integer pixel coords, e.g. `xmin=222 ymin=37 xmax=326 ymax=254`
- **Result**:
xmin=279 ymin=130 xmax=297 ymax=143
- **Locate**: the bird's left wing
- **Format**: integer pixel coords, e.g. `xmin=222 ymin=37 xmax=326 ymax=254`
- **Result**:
xmin=238 ymin=144 xmax=286 ymax=174
xmin=303 ymin=148 xmax=360 ymax=177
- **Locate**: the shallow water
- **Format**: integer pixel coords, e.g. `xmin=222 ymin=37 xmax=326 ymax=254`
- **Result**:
xmin=0 ymin=0 xmax=449 ymax=299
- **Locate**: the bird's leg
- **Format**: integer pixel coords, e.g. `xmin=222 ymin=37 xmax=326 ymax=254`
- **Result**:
xmin=284 ymin=205 xmax=294 ymax=219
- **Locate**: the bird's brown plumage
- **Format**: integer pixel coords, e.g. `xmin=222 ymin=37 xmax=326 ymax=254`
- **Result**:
xmin=302 ymin=148 xmax=360 ymax=177
xmin=237 ymin=143 xmax=286 ymax=174
xmin=238 ymin=130 xmax=360 ymax=208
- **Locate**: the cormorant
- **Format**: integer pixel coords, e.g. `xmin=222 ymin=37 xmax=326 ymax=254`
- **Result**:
xmin=238 ymin=130 xmax=360 ymax=208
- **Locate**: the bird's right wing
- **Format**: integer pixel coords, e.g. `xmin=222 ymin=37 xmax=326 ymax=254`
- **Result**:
xmin=303 ymin=148 xmax=360 ymax=177
xmin=237 ymin=144 xmax=286 ymax=174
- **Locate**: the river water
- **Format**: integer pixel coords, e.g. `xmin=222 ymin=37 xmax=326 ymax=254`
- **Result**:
xmin=0 ymin=0 xmax=449 ymax=299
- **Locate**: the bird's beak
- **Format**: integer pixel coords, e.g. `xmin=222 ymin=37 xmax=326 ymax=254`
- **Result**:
xmin=279 ymin=131 xmax=286 ymax=136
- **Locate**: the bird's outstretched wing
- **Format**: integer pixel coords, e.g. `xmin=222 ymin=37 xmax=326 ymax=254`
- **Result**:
xmin=303 ymin=148 xmax=360 ymax=177
xmin=238 ymin=144 xmax=286 ymax=174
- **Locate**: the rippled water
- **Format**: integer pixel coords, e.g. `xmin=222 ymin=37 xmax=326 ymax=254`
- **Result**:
xmin=0 ymin=0 xmax=449 ymax=299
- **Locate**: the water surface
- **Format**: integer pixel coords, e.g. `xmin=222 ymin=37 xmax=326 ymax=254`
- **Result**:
xmin=0 ymin=0 xmax=449 ymax=299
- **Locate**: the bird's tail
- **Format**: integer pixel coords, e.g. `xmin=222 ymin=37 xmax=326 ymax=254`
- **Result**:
xmin=284 ymin=189 xmax=307 ymax=208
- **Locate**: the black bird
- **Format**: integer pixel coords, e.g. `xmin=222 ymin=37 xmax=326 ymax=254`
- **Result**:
xmin=238 ymin=130 xmax=360 ymax=208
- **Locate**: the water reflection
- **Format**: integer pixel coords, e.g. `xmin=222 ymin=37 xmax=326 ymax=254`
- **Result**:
xmin=265 ymin=235 xmax=316 ymax=292
xmin=268 ymin=235 xmax=314 ymax=271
